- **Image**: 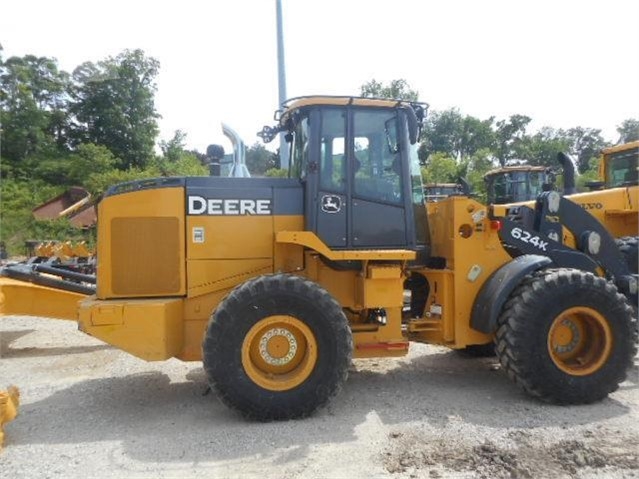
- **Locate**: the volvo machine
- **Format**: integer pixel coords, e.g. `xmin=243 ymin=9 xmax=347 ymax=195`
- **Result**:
xmin=488 ymin=143 xmax=638 ymax=274
xmin=1 ymin=96 xmax=636 ymax=422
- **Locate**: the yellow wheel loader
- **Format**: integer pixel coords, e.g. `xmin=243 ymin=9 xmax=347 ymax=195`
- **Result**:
xmin=576 ymin=141 xmax=639 ymax=273
xmin=484 ymin=165 xmax=553 ymax=204
xmin=0 ymin=96 xmax=636 ymax=422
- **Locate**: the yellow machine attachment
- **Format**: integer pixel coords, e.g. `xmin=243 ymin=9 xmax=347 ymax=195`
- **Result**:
xmin=0 ymin=386 xmax=19 ymax=450
xmin=0 ymin=278 xmax=85 ymax=320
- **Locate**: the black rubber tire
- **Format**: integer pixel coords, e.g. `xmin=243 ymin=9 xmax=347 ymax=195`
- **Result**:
xmin=202 ymin=274 xmax=353 ymax=421
xmin=495 ymin=268 xmax=637 ymax=404
xmin=616 ymin=236 xmax=638 ymax=275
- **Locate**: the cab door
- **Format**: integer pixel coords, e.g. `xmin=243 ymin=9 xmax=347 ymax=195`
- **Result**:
xmin=350 ymin=109 xmax=407 ymax=247
xmin=302 ymin=106 xmax=410 ymax=249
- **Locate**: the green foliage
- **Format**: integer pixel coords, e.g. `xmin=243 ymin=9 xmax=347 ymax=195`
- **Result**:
xmin=23 ymin=144 xmax=118 ymax=187
xmin=422 ymin=109 xmax=464 ymax=158
xmin=494 ymin=114 xmax=532 ymax=166
xmin=0 ymin=178 xmax=68 ymax=254
xmin=151 ymin=151 xmax=208 ymax=178
xmin=0 ymin=55 xmax=71 ymax=167
xmin=565 ymin=127 xmax=608 ymax=173
xmin=264 ymin=168 xmax=288 ymax=178
xmin=575 ymin=157 xmax=601 ymax=192
xmin=82 ymin=167 xmax=158 ymax=197
xmin=360 ymin=79 xmax=419 ymax=101
xmin=71 ymin=49 xmax=160 ymax=169
xmin=154 ymin=130 xmax=207 ymax=178
xmin=421 ymin=152 xmax=459 ymax=184
xmin=515 ymin=127 xmax=572 ymax=168
xmin=159 ymin=130 xmax=187 ymax=163
xmin=465 ymin=148 xmax=497 ymax=201
xmin=616 ymin=119 xmax=639 ymax=143
xmin=422 ymin=109 xmax=495 ymax=160
xmin=246 ymin=142 xmax=279 ymax=176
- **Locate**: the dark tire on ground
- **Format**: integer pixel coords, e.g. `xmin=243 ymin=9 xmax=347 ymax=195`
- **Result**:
xmin=616 ymin=236 xmax=638 ymax=275
xmin=495 ymin=268 xmax=637 ymax=404
xmin=202 ymin=274 xmax=353 ymax=421
xmin=455 ymin=343 xmax=496 ymax=358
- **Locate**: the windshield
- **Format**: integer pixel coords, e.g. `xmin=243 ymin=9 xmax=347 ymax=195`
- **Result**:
xmin=606 ymin=146 xmax=638 ymax=187
xmin=489 ymin=170 xmax=548 ymax=203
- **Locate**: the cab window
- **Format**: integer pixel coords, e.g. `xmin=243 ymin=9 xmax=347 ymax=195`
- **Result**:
xmin=319 ymin=109 xmax=346 ymax=192
xmin=352 ymin=110 xmax=403 ymax=204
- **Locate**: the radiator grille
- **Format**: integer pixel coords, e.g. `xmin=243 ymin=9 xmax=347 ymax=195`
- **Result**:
xmin=111 ymin=217 xmax=180 ymax=296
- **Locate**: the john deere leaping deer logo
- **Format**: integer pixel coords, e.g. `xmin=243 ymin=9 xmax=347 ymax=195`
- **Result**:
xmin=321 ymin=195 xmax=341 ymax=213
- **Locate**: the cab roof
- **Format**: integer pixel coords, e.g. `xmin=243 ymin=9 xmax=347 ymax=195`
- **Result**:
xmin=484 ymin=165 xmax=548 ymax=178
xmin=601 ymin=140 xmax=639 ymax=155
xmin=278 ymin=95 xmax=423 ymax=124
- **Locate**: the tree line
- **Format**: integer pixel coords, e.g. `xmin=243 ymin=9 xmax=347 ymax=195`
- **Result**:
xmin=0 ymin=49 xmax=206 ymax=252
xmin=0 ymin=50 xmax=637 ymax=253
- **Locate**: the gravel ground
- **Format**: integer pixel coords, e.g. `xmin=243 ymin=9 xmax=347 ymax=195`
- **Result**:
xmin=1 ymin=315 xmax=638 ymax=479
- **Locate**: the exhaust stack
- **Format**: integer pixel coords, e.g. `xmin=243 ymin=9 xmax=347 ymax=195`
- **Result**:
xmin=558 ymin=152 xmax=576 ymax=195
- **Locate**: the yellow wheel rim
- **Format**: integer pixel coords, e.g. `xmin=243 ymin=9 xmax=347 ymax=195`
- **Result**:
xmin=547 ymin=306 xmax=613 ymax=376
xmin=242 ymin=315 xmax=318 ymax=391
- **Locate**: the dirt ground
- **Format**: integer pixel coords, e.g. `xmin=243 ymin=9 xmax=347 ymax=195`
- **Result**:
xmin=1 ymin=315 xmax=638 ymax=479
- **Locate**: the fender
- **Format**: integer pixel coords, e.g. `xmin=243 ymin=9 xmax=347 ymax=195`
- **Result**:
xmin=471 ymin=254 xmax=552 ymax=334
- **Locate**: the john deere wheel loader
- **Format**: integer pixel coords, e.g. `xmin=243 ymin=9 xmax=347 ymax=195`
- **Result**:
xmin=1 ymin=96 xmax=636 ymax=422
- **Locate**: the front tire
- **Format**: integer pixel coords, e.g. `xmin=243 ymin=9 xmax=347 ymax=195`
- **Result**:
xmin=495 ymin=269 xmax=637 ymax=404
xmin=616 ymin=236 xmax=638 ymax=275
xmin=202 ymin=274 xmax=353 ymax=421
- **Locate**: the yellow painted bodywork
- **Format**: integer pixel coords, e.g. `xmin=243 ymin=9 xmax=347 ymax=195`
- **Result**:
xmin=566 ymin=186 xmax=638 ymax=238
xmin=78 ymin=296 xmax=184 ymax=361
xmin=1 ymin=184 xmax=515 ymax=362
xmin=0 ymin=386 xmax=19 ymax=450
xmin=96 ymin=187 xmax=186 ymax=299
xmin=573 ymin=141 xmax=639 ymax=238
xmin=410 ymin=197 xmax=509 ymax=348
xmin=0 ymin=278 xmax=84 ymax=320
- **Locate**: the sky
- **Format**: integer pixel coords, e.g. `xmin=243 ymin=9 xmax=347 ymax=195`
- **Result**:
xmin=1 ymin=0 xmax=638 ymax=153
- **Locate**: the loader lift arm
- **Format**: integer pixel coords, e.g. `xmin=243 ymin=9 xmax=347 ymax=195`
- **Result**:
xmin=497 ymin=191 xmax=637 ymax=301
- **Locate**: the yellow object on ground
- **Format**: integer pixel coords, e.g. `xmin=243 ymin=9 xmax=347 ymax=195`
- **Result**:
xmin=0 ymin=386 xmax=20 ymax=450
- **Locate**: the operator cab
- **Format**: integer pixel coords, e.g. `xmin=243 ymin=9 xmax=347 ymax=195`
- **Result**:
xmin=260 ymin=96 xmax=429 ymax=262
xmin=605 ymin=143 xmax=639 ymax=188
xmin=484 ymin=166 xmax=552 ymax=204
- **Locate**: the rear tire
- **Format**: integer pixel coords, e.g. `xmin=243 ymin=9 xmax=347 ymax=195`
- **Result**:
xmin=202 ymin=274 xmax=352 ymax=421
xmin=495 ymin=269 xmax=636 ymax=404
